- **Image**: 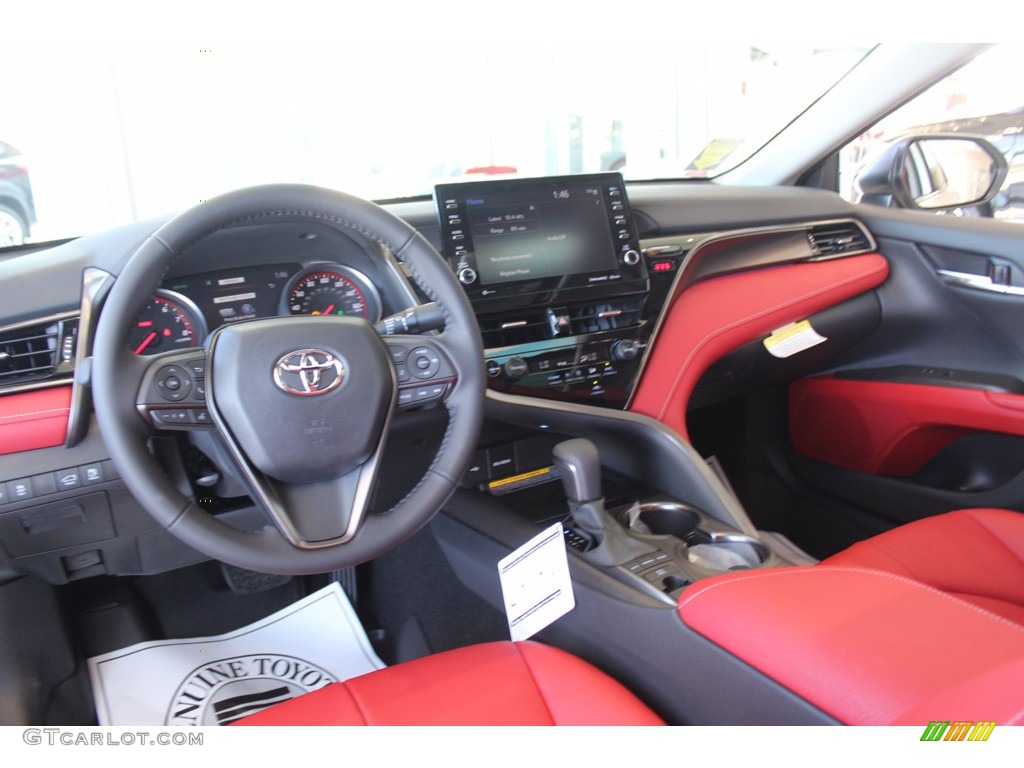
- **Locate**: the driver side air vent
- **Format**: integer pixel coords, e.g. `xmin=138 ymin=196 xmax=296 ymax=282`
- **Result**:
xmin=807 ymin=222 xmax=873 ymax=257
xmin=0 ymin=316 xmax=78 ymax=389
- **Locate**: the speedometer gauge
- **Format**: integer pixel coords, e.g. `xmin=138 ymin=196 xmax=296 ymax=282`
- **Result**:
xmin=283 ymin=266 xmax=381 ymax=323
xmin=129 ymin=290 xmax=208 ymax=356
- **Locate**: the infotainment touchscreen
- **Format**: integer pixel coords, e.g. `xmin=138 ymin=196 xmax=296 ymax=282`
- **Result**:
xmin=434 ymin=173 xmax=645 ymax=305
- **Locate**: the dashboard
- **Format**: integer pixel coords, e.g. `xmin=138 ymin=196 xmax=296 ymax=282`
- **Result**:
xmin=0 ymin=177 xmax=878 ymax=583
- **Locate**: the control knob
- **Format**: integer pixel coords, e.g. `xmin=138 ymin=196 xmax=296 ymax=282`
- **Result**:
xmin=611 ymin=339 xmax=641 ymax=362
xmin=503 ymin=356 xmax=529 ymax=380
xmin=623 ymin=249 xmax=641 ymax=266
xmin=458 ymin=267 xmax=478 ymax=285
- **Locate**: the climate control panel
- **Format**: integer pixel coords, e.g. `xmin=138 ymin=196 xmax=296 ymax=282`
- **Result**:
xmin=484 ymin=332 xmax=646 ymax=407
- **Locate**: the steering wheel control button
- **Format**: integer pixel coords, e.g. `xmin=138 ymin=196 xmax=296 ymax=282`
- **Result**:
xmin=184 ymin=358 xmax=206 ymax=378
xmin=151 ymin=409 xmax=194 ymax=427
xmin=389 ymin=346 xmax=408 ymax=364
xmin=395 ymin=365 xmax=411 ymax=383
xmin=273 ymin=349 xmax=345 ymax=396
xmin=193 ymin=409 xmax=212 ymax=425
xmin=410 ymin=347 xmax=441 ymax=379
xmin=155 ymin=365 xmax=192 ymax=402
xmin=398 ymin=390 xmax=415 ymax=407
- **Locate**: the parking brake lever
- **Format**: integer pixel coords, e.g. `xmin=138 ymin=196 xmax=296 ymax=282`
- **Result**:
xmin=553 ymin=438 xmax=652 ymax=566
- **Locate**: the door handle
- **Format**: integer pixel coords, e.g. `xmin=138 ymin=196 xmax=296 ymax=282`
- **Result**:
xmin=937 ymin=269 xmax=1024 ymax=296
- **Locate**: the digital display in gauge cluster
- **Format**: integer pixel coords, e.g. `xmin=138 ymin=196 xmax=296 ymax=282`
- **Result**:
xmin=167 ymin=264 xmax=298 ymax=328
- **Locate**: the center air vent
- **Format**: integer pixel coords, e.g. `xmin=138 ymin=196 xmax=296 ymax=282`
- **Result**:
xmin=807 ymin=222 xmax=873 ymax=257
xmin=0 ymin=316 xmax=78 ymax=389
xmin=479 ymin=298 xmax=645 ymax=350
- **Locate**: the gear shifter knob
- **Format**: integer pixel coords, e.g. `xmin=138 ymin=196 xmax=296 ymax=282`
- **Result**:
xmin=552 ymin=438 xmax=603 ymax=505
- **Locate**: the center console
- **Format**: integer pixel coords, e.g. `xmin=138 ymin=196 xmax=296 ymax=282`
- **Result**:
xmin=435 ymin=173 xmax=651 ymax=408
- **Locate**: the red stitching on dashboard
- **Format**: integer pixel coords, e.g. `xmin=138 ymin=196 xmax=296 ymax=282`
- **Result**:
xmin=0 ymin=407 xmax=70 ymax=421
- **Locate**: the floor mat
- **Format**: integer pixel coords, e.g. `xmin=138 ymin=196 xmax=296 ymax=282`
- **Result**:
xmin=87 ymin=582 xmax=384 ymax=726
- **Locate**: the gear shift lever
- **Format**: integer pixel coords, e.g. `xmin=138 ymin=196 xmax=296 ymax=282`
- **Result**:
xmin=552 ymin=438 xmax=651 ymax=565
xmin=553 ymin=438 xmax=602 ymax=506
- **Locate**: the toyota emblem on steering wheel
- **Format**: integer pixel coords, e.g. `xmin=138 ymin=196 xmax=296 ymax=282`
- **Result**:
xmin=273 ymin=349 xmax=346 ymax=396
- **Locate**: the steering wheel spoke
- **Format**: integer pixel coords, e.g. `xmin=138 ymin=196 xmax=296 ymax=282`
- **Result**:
xmin=385 ymin=335 xmax=459 ymax=411
xmin=134 ymin=348 xmax=214 ymax=431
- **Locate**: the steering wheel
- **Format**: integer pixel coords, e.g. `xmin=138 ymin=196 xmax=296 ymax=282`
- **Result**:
xmin=91 ymin=184 xmax=485 ymax=574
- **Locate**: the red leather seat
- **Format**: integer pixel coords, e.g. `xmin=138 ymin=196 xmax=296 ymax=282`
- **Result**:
xmin=234 ymin=640 xmax=664 ymax=726
xmin=676 ymin=507 xmax=1024 ymax=725
xmin=822 ymin=507 xmax=1024 ymax=624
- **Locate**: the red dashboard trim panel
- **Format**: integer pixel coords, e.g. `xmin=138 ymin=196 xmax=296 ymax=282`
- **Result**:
xmin=629 ymin=253 xmax=890 ymax=441
xmin=0 ymin=386 xmax=72 ymax=456
xmin=789 ymin=377 xmax=1024 ymax=476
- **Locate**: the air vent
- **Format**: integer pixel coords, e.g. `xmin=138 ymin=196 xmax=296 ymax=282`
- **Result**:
xmin=479 ymin=298 xmax=645 ymax=350
xmin=567 ymin=298 xmax=644 ymax=335
xmin=807 ymin=222 xmax=872 ymax=257
xmin=478 ymin=311 xmax=551 ymax=348
xmin=0 ymin=316 xmax=78 ymax=388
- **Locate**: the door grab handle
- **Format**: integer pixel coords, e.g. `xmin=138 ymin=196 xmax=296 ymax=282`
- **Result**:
xmin=937 ymin=269 xmax=1024 ymax=296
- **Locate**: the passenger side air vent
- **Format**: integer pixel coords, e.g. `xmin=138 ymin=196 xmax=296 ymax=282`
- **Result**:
xmin=807 ymin=222 xmax=872 ymax=257
xmin=479 ymin=298 xmax=645 ymax=350
xmin=0 ymin=316 xmax=78 ymax=389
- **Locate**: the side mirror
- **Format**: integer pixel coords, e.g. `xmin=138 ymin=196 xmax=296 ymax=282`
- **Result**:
xmin=856 ymin=135 xmax=1008 ymax=213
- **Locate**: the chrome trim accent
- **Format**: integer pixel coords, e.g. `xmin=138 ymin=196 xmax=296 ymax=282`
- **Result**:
xmin=273 ymin=349 xmax=346 ymax=396
xmin=938 ymin=269 xmax=1024 ymax=297
xmin=66 ymin=268 xmax=115 ymax=446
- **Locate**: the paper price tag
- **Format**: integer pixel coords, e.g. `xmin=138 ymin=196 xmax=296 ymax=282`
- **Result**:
xmin=498 ymin=523 xmax=576 ymax=642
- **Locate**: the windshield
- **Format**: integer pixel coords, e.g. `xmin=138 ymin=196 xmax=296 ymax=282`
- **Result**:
xmin=1 ymin=44 xmax=870 ymax=248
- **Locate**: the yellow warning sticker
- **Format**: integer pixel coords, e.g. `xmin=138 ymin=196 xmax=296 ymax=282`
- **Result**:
xmin=763 ymin=320 xmax=827 ymax=359
xmin=489 ymin=466 xmax=553 ymax=491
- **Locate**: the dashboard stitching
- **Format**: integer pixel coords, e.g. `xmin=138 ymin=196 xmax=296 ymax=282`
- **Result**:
xmin=0 ymin=407 xmax=70 ymax=420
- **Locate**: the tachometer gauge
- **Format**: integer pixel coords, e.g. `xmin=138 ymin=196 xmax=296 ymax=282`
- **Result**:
xmin=129 ymin=290 xmax=207 ymax=355
xmin=283 ymin=266 xmax=381 ymax=323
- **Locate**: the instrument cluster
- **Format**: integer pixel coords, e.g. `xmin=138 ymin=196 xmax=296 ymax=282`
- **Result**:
xmin=130 ymin=263 xmax=382 ymax=355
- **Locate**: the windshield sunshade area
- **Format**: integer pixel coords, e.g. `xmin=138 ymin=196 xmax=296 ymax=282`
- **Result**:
xmin=0 ymin=43 xmax=870 ymax=248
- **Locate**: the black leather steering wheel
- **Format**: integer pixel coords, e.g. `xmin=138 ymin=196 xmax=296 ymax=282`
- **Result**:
xmin=92 ymin=184 xmax=484 ymax=574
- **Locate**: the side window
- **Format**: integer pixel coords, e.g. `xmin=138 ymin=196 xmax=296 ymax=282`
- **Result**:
xmin=839 ymin=44 xmax=1024 ymax=224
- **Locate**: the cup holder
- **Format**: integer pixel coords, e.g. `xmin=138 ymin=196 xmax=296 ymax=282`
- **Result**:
xmin=635 ymin=502 xmax=701 ymax=539
xmin=634 ymin=501 xmax=768 ymax=572
xmin=684 ymin=531 xmax=768 ymax=571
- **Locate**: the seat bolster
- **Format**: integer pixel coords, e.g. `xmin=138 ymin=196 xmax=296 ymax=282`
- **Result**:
xmin=235 ymin=641 xmax=663 ymax=726
xmin=677 ymin=566 xmax=1024 ymax=725
xmin=822 ymin=508 xmax=1024 ymax=623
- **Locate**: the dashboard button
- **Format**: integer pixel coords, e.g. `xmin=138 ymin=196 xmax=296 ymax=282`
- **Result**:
xmin=504 ymin=357 xmax=529 ymax=379
xmin=30 ymin=473 xmax=58 ymax=497
xmin=6 ymin=479 xmax=33 ymax=502
xmin=80 ymin=464 xmax=105 ymax=484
